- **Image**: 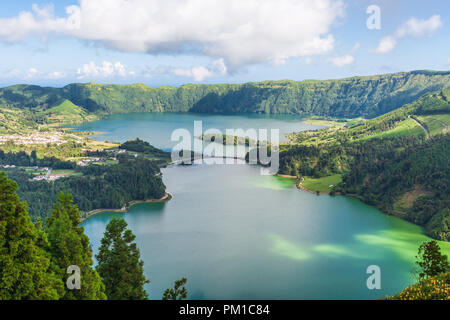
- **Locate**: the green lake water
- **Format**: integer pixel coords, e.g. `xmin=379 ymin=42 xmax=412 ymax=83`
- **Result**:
xmin=76 ymin=113 xmax=450 ymax=299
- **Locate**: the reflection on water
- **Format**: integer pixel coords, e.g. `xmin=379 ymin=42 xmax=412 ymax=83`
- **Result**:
xmin=356 ymin=229 xmax=450 ymax=263
xmin=82 ymin=163 xmax=449 ymax=300
xmin=268 ymin=234 xmax=311 ymax=261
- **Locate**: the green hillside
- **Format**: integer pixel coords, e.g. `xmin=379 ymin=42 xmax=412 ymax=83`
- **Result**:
xmin=1 ymin=70 xmax=449 ymax=118
xmin=278 ymin=89 xmax=450 ymax=240
xmin=0 ymin=107 xmax=39 ymax=134
xmin=285 ymin=89 xmax=450 ymax=145
xmin=37 ymin=99 xmax=98 ymax=124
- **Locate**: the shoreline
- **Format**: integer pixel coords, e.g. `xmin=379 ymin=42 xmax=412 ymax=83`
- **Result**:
xmin=296 ymin=177 xmax=317 ymax=194
xmin=80 ymin=192 xmax=172 ymax=222
xmin=275 ymin=173 xmax=297 ymax=179
xmin=301 ymin=117 xmax=347 ymax=128
xmin=277 ymin=174 xmax=329 ymax=195
xmin=295 ymin=177 xmax=363 ymax=198
xmin=295 ymin=177 xmax=329 ymax=195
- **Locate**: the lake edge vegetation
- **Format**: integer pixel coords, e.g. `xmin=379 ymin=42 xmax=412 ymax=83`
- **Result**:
xmin=0 ymin=171 xmax=187 ymax=300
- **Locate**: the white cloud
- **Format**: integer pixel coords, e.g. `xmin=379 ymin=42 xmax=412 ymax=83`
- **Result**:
xmin=0 ymin=4 xmax=75 ymax=43
xmin=48 ymin=71 xmax=66 ymax=79
xmin=1 ymin=67 xmax=41 ymax=80
xmin=371 ymin=15 xmax=442 ymax=54
xmin=371 ymin=36 xmax=397 ymax=54
xmin=0 ymin=0 xmax=344 ymax=69
xmin=211 ymin=59 xmax=228 ymax=76
xmin=26 ymin=68 xmax=39 ymax=78
xmin=396 ymin=15 xmax=443 ymax=38
xmin=150 ymin=58 xmax=228 ymax=82
xmin=77 ymin=61 xmax=131 ymax=79
xmin=173 ymin=66 xmax=213 ymax=82
xmin=328 ymin=54 xmax=354 ymax=67
xmin=0 ymin=67 xmax=69 ymax=81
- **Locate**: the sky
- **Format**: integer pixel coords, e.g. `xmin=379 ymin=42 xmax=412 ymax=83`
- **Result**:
xmin=0 ymin=0 xmax=448 ymax=87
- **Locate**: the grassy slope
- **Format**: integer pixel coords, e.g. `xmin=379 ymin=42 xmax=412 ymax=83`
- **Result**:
xmin=417 ymin=114 xmax=449 ymax=135
xmin=0 ymin=107 xmax=39 ymax=134
xmin=361 ymin=118 xmax=425 ymax=140
xmin=286 ymin=88 xmax=450 ymax=146
xmin=302 ymin=174 xmax=343 ymax=193
xmin=37 ymin=99 xmax=98 ymax=125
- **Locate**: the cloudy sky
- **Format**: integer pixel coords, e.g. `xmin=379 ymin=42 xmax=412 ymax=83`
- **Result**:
xmin=0 ymin=0 xmax=448 ymax=86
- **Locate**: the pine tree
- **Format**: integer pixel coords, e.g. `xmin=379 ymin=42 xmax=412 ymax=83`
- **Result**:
xmin=96 ymin=217 xmax=149 ymax=300
xmin=0 ymin=171 xmax=63 ymax=300
xmin=30 ymin=150 xmax=37 ymax=166
xmin=162 ymin=278 xmax=188 ymax=300
xmin=45 ymin=193 xmax=106 ymax=300
xmin=415 ymin=240 xmax=449 ymax=280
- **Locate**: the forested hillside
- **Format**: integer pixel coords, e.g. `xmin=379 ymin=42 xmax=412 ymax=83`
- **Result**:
xmin=3 ymin=155 xmax=166 ymax=220
xmin=0 ymin=70 xmax=448 ymax=119
xmin=277 ymin=89 xmax=450 ymax=240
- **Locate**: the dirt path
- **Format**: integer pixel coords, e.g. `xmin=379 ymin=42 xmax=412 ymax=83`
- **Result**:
xmin=295 ymin=177 xmax=325 ymax=194
xmin=409 ymin=115 xmax=430 ymax=139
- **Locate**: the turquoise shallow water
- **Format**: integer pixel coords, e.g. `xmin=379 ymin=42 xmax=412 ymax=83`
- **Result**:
xmin=77 ymin=113 xmax=450 ymax=299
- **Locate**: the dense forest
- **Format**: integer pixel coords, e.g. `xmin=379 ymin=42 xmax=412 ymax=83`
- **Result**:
xmin=0 ymin=150 xmax=76 ymax=169
xmin=0 ymin=171 xmax=156 ymax=300
xmin=336 ymin=135 xmax=449 ymax=240
xmin=120 ymin=138 xmax=171 ymax=158
xmin=3 ymin=155 xmax=166 ymax=220
xmin=0 ymin=70 xmax=449 ymax=119
xmin=276 ymin=90 xmax=450 ymax=240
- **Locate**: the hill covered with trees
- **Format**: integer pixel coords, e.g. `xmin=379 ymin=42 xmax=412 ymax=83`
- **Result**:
xmin=3 ymin=155 xmax=166 ymax=220
xmin=276 ymin=89 xmax=450 ymax=240
xmin=0 ymin=70 xmax=449 ymax=120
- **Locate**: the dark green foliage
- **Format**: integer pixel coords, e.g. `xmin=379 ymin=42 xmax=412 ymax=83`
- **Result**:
xmin=0 ymin=150 xmax=76 ymax=169
xmin=96 ymin=217 xmax=149 ymax=300
xmin=162 ymin=277 xmax=188 ymax=300
xmin=45 ymin=193 xmax=106 ymax=300
xmin=120 ymin=138 xmax=170 ymax=158
xmin=426 ymin=209 xmax=450 ymax=242
xmin=278 ymin=143 xmax=351 ymax=178
xmin=0 ymin=171 xmax=63 ymax=299
xmin=415 ymin=241 xmax=449 ymax=280
xmin=4 ymin=156 xmax=166 ymax=220
xmin=1 ymin=71 xmax=448 ymax=118
xmin=337 ymin=135 xmax=450 ymax=240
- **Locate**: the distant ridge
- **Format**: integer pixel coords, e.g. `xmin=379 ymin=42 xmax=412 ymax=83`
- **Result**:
xmin=1 ymin=70 xmax=449 ymax=118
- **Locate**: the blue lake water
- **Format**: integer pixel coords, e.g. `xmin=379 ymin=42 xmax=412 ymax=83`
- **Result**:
xmin=76 ymin=113 xmax=450 ymax=299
